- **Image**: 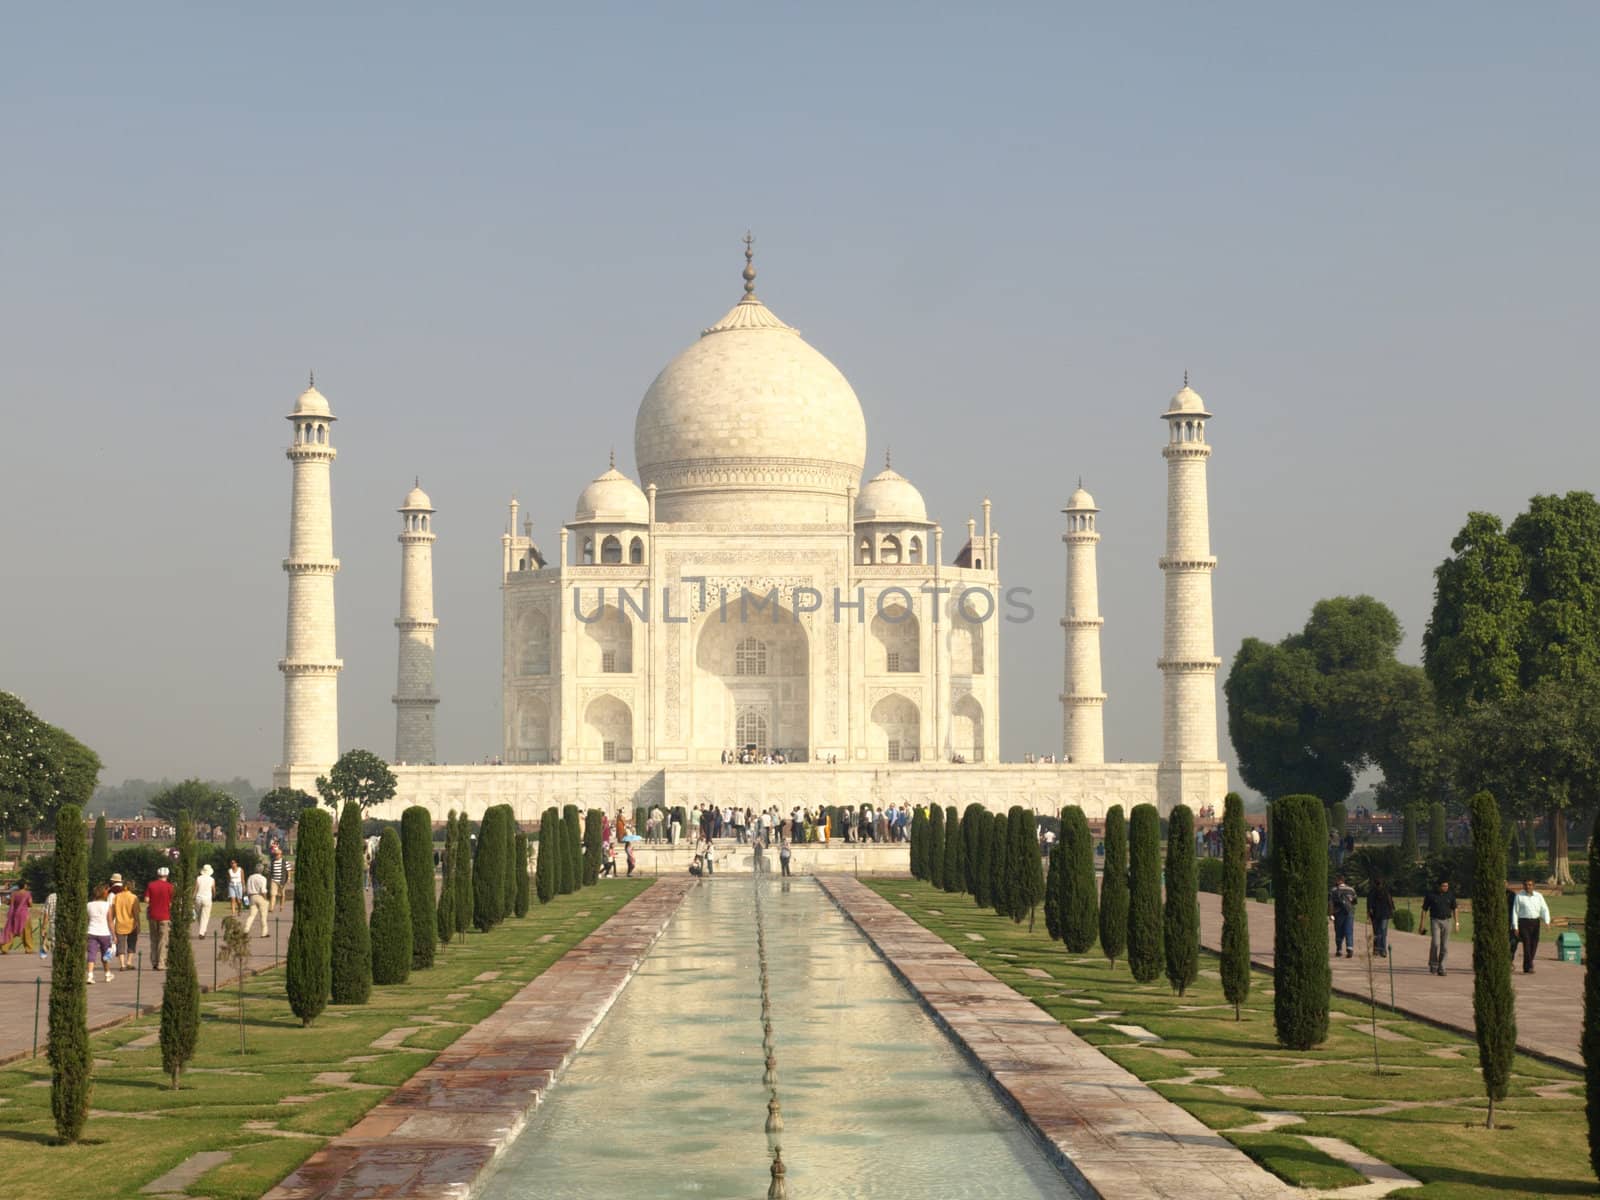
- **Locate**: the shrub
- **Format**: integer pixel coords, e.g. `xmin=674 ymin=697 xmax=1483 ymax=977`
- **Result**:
xmin=1220 ymin=793 xmax=1251 ymax=1021
xmin=435 ymin=812 xmax=456 ymax=947
xmin=88 ymin=816 xmax=109 ymax=889
xmin=1391 ymin=906 xmax=1416 ymax=933
xmin=1164 ymin=805 xmax=1199 ymax=995
xmin=583 ymin=809 xmax=603 ymax=886
xmin=536 ymin=807 xmax=558 ymax=904
xmin=515 ymin=832 xmax=531 ymax=916
xmin=561 ymin=806 xmax=582 ymax=894
xmin=1469 ymin=791 xmax=1514 ymax=1128
xmin=1060 ymin=806 xmax=1098 ymax=954
xmin=454 ymin=814 xmax=474 ymax=933
xmin=48 ymin=803 xmax=90 ymax=1141
xmin=286 ymin=807 xmax=334 ymax=1025
xmin=1043 ymin=840 xmax=1063 ymax=940
xmin=1250 ymin=886 xmax=1272 ymax=904
xmin=927 ymin=805 xmax=946 ymax=890
xmin=1196 ymin=857 xmax=1225 ymax=894
xmin=1126 ymin=804 xmax=1163 ymax=983
xmin=473 ymin=806 xmax=506 ymax=931
xmin=1584 ymin=816 xmax=1600 ymax=1176
xmin=401 ymin=807 xmax=436 ymax=970
xmin=198 ymin=846 xmax=261 ymax=884
xmin=369 ymin=828 xmax=412 ymax=985
xmin=1099 ymin=806 xmax=1129 ymax=970
xmin=160 ymin=816 xmax=200 ymax=1088
xmin=971 ymin=812 xmax=992 ymax=908
xmin=962 ymin=803 xmax=986 ymax=894
xmin=943 ymin=805 xmax=962 ymax=894
xmin=110 ymin=846 xmax=172 ymax=890
xmin=1271 ymin=794 xmax=1329 ymax=1050
xmin=331 ymin=801 xmax=372 ymax=1005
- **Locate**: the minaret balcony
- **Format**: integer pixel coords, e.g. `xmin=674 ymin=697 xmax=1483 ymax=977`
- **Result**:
xmin=286 ymin=445 xmax=338 ymax=463
xmin=1157 ymin=556 xmax=1217 ymax=571
xmin=394 ymin=617 xmax=440 ymax=632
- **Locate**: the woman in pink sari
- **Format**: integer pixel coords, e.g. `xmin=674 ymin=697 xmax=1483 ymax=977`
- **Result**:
xmin=0 ymin=887 xmax=33 ymax=954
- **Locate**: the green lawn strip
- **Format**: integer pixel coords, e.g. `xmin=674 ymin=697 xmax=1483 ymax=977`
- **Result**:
xmin=1226 ymin=1132 xmax=1367 ymax=1189
xmin=0 ymin=880 xmax=650 ymax=1200
xmin=867 ymin=879 xmax=1595 ymax=1200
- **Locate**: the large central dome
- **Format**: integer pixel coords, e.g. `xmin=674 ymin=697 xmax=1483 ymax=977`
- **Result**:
xmin=634 ymin=267 xmax=868 ymax=524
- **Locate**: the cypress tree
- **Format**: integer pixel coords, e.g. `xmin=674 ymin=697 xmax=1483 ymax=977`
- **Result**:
xmin=401 ymin=807 xmax=436 ymax=970
xmin=971 ymin=812 xmax=992 ymax=907
xmin=1401 ymin=803 xmax=1420 ymax=861
xmin=1271 ymin=794 xmax=1329 ymax=1050
xmin=224 ymin=804 xmax=239 ymax=853
xmin=1099 ymin=805 xmax=1129 ymax=970
xmin=369 ymin=828 xmax=412 ymax=985
xmin=987 ymin=811 xmax=1007 ymax=915
xmin=1429 ymin=802 xmax=1447 ymax=853
xmin=1220 ymin=793 xmax=1251 ymax=1020
xmin=287 ymin=807 xmax=334 ymax=1025
xmin=1584 ymin=818 xmax=1600 ymax=1177
xmin=562 ymin=805 xmax=582 ymax=893
xmin=454 ymin=814 xmax=474 ymax=933
xmin=536 ymin=807 xmax=558 ymax=903
xmin=48 ymin=803 xmax=90 ymax=1141
xmin=474 ymin=806 xmax=505 ymax=930
xmin=500 ymin=807 xmax=517 ymax=919
xmin=435 ymin=812 xmax=456 ymax=946
xmin=1126 ymin=804 xmax=1163 ymax=983
xmin=1043 ymin=840 xmax=1063 ymax=940
xmin=515 ymin=832 xmax=531 ymax=916
xmin=1061 ymin=805 xmax=1098 ymax=954
xmin=962 ymin=803 xmax=986 ymax=893
xmin=583 ymin=809 xmax=604 ymax=886
xmin=1328 ymin=801 xmax=1347 ymax=845
xmin=910 ymin=809 xmax=926 ymax=880
xmin=927 ymin=805 xmax=946 ymax=890
xmin=1507 ymin=824 xmax=1521 ymax=870
xmin=1163 ymin=804 xmax=1199 ymax=995
xmin=331 ymin=800 xmax=372 ymax=1005
xmin=88 ymin=814 xmax=109 ymax=890
xmin=160 ymin=815 xmax=200 ymax=1088
xmin=1007 ymin=806 xmax=1045 ymax=929
xmin=1469 ymin=790 xmax=1515 ymax=1128
xmin=942 ymin=806 xmax=962 ymax=894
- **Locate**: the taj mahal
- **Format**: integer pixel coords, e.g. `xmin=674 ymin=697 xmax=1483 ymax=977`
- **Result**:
xmin=272 ymin=243 xmax=1226 ymax=823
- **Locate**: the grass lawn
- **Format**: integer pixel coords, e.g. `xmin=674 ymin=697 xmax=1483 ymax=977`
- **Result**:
xmin=868 ymin=879 xmax=1596 ymax=1200
xmin=0 ymin=880 xmax=650 ymax=1200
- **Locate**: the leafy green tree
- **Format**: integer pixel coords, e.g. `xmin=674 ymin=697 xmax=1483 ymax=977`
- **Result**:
xmin=331 ymin=801 xmax=372 ymax=1005
xmin=1423 ymin=512 xmax=1529 ymax=709
xmin=927 ymin=805 xmax=946 ymax=890
xmin=536 ymin=807 xmax=558 ymax=903
xmin=1584 ymin=822 xmax=1600 ymax=1177
xmin=400 ymin=807 xmax=436 ymax=970
xmin=473 ymin=807 xmax=506 ymax=930
xmin=1099 ymin=805 xmax=1129 ymax=970
xmin=0 ymin=693 xmax=67 ymax=868
xmin=48 ymin=726 xmax=101 ymax=809
xmin=455 ymin=814 xmax=474 ymax=933
xmin=987 ymin=811 xmax=1007 ymax=915
xmin=435 ymin=812 xmax=456 ymax=946
xmin=583 ymin=809 xmax=603 ymax=886
xmin=942 ymin=806 xmax=962 ymax=894
xmin=1509 ymin=491 xmax=1600 ymax=685
xmin=961 ymin=803 xmax=986 ymax=893
xmin=1043 ymin=839 xmax=1063 ymax=940
xmin=160 ymin=816 xmax=200 ymax=1088
xmin=1468 ymin=791 xmax=1515 ymax=1128
xmin=148 ymin=778 xmax=231 ymax=829
xmin=1060 ymin=806 xmax=1098 ymax=954
xmin=88 ymin=815 xmax=109 ymax=888
xmin=561 ymin=806 xmax=582 ymax=894
xmin=1271 ymin=795 xmax=1330 ymax=1050
xmin=1220 ymin=793 xmax=1251 ymax=1020
xmin=259 ymin=787 xmax=316 ymax=841
xmin=971 ymin=811 xmax=992 ymax=907
xmin=1126 ymin=804 xmax=1163 ymax=983
xmin=1429 ymin=801 xmax=1447 ymax=853
xmin=369 ymin=828 xmax=412 ymax=985
xmin=48 ymin=802 xmax=90 ymax=1141
xmin=286 ymin=807 xmax=334 ymax=1025
xmin=515 ymin=832 xmax=531 ymax=916
xmin=1163 ymin=805 xmax=1199 ymax=995
xmin=316 ymin=748 xmax=397 ymax=812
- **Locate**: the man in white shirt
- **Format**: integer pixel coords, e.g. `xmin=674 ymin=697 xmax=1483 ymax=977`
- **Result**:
xmin=243 ymin=867 xmax=271 ymax=937
xmin=1513 ymin=879 xmax=1552 ymax=973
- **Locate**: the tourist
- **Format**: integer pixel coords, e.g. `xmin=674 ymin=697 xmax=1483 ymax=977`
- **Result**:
xmin=1421 ymin=878 xmax=1459 ymax=976
xmin=226 ymin=859 xmax=244 ymax=915
xmin=86 ymin=884 xmax=115 ymax=983
xmin=779 ymin=839 xmax=792 ymax=877
xmin=701 ymin=838 xmax=716 ymax=876
xmin=243 ymin=865 xmax=270 ymax=937
xmin=625 ymin=839 xmax=637 ymax=877
xmin=1513 ymin=879 xmax=1552 ymax=974
xmin=1367 ymin=878 xmax=1394 ymax=958
xmin=146 ymin=866 xmax=174 ymax=970
xmin=195 ymin=863 xmax=216 ymax=938
xmin=1329 ymin=875 xmax=1357 ymax=958
xmin=670 ymin=809 xmax=682 ymax=846
xmin=600 ymin=841 xmax=617 ymax=877
xmin=37 ymin=890 xmax=57 ymax=959
xmin=109 ymin=874 xmax=139 ymax=969
xmin=268 ymin=844 xmax=288 ymax=912
xmin=0 ymin=885 xmax=33 ymax=954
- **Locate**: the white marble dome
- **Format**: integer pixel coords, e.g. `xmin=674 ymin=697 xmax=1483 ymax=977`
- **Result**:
xmin=574 ymin=464 xmax=649 ymax=524
xmin=634 ymin=287 xmax=868 ymax=523
xmin=856 ymin=463 xmax=928 ymax=524
xmin=1166 ymin=383 xmax=1209 ymax=416
xmin=1065 ymin=485 xmax=1096 ymax=511
xmin=292 ymin=384 xmax=332 ymax=417
xmin=401 ymin=483 xmax=433 ymax=511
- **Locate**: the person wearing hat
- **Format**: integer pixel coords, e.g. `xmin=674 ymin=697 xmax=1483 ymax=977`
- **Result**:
xmin=194 ymin=863 xmax=217 ymax=939
xmin=145 ymin=866 xmax=174 ymax=970
xmin=109 ymin=873 xmax=141 ymax=970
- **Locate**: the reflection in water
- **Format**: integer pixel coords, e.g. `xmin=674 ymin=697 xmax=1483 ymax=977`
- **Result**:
xmin=476 ymin=878 xmax=1073 ymax=1199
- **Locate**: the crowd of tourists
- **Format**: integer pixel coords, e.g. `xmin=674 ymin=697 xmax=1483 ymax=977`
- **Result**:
xmin=637 ymin=802 xmax=915 ymax=847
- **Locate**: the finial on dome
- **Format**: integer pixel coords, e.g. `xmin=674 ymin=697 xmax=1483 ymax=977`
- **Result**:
xmin=308 ymin=369 xmax=315 ymax=388
xmin=609 ymin=446 xmax=616 ymax=469
xmin=415 ymin=475 xmax=420 ymax=489
xmin=742 ymin=231 xmax=757 ymax=297
xmin=1183 ymin=368 xmax=1189 ymax=388
xmin=885 ymin=447 xmax=892 ymax=470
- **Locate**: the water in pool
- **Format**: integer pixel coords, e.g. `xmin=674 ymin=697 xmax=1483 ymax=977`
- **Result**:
xmin=476 ymin=876 xmax=1075 ymax=1198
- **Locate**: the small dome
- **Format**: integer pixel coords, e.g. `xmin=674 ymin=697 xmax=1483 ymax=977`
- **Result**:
xmin=856 ymin=463 xmax=928 ymax=523
xmin=292 ymin=385 xmax=332 ymax=417
xmin=1065 ymin=485 xmax=1096 ymax=511
xmin=401 ymin=484 xmax=433 ymax=511
xmin=1165 ymin=383 xmax=1209 ymax=416
xmin=574 ymin=464 xmax=649 ymax=524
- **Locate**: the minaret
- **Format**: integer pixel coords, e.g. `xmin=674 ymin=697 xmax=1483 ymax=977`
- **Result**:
xmin=394 ymin=481 xmax=439 ymax=764
xmin=276 ymin=375 xmax=342 ymax=789
xmin=1159 ymin=375 xmax=1220 ymax=766
xmin=1060 ymin=483 xmax=1105 ymax=763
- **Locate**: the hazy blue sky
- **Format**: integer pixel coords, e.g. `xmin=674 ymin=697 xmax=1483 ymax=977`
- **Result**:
xmin=3 ymin=4 xmax=1595 ymax=790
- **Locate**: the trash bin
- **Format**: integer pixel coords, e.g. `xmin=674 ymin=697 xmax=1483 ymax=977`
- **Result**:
xmin=1557 ymin=930 xmax=1583 ymax=964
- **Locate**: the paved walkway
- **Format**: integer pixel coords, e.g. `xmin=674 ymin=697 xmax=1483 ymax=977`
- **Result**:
xmin=0 ymin=900 xmax=297 ymax=1063
xmin=1196 ymin=892 xmax=1584 ymax=1068
xmin=821 ymin=876 xmax=1291 ymax=1200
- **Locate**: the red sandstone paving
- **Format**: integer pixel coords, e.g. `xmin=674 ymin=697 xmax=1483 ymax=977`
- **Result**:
xmin=262 ymin=878 xmax=695 ymax=1200
xmin=820 ymin=876 xmax=1293 ymax=1200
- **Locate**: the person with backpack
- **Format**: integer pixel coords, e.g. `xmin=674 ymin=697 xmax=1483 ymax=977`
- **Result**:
xmin=1366 ymin=878 xmax=1394 ymax=958
xmin=1329 ymin=874 xmax=1357 ymax=959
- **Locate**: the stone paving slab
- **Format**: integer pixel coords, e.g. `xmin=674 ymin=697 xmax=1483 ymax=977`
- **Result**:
xmin=262 ymin=878 xmax=694 ymax=1200
xmin=819 ymin=877 xmax=1293 ymax=1200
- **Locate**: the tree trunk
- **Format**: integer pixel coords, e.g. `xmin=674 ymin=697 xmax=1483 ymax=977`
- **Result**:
xmin=1486 ymin=1093 xmax=1495 ymax=1130
xmin=1549 ymin=809 xmax=1574 ymax=886
xmin=16 ymin=824 xmax=29 ymax=869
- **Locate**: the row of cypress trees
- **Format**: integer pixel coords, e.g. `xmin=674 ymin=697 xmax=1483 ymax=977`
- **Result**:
xmin=910 ymin=804 xmax=1046 ymax=929
xmin=534 ymin=805 xmax=594 ymax=901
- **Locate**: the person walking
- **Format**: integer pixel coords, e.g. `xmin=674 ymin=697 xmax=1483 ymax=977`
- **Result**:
xmin=195 ymin=863 xmax=217 ymax=938
xmin=145 ymin=866 xmax=175 ymax=970
xmin=1329 ymin=875 xmax=1357 ymax=958
xmin=226 ymin=859 xmax=244 ymax=915
xmin=86 ymin=884 xmax=115 ymax=983
xmin=1367 ymin=878 xmax=1394 ymax=958
xmin=109 ymin=874 xmax=140 ymax=970
xmin=243 ymin=866 xmax=270 ymax=937
xmin=1421 ymin=878 xmax=1459 ymax=976
xmin=267 ymin=844 xmax=288 ymax=912
xmin=1512 ymin=878 xmax=1552 ymax=973
xmin=0 ymin=885 xmax=33 ymax=954
xmin=625 ymin=839 xmax=637 ymax=877
xmin=779 ymin=838 xmax=792 ymax=878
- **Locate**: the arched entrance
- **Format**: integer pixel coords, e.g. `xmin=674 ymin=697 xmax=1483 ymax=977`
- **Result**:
xmin=695 ymin=604 xmax=809 ymax=761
